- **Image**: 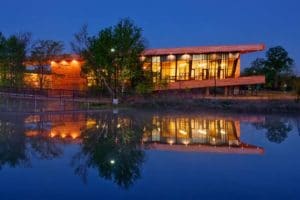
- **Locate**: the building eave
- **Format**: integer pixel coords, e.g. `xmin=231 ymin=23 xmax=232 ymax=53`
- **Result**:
xmin=142 ymin=44 xmax=265 ymax=56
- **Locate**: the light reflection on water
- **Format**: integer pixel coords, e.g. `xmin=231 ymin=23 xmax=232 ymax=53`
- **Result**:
xmin=0 ymin=109 xmax=300 ymax=199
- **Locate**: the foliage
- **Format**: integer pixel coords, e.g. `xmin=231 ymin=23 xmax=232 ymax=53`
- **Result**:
xmin=0 ymin=116 xmax=62 ymax=170
xmin=135 ymin=70 xmax=154 ymax=95
xmin=0 ymin=32 xmax=30 ymax=87
xmin=243 ymin=58 xmax=266 ymax=76
xmin=30 ymin=40 xmax=64 ymax=89
xmin=243 ymin=46 xmax=295 ymax=90
xmin=72 ymin=18 xmax=146 ymax=97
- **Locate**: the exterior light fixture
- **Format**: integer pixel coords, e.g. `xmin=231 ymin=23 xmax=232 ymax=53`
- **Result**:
xmin=110 ymin=159 xmax=115 ymax=165
xmin=167 ymin=139 xmax=175 ymax=145
xmin=71 ymin=59 xmax=78 ymax=64
xmin=182 ymin=139 xmax=190 ymax=145
xmin=140 ymin=56 xmax=146 ymax=62
xmin=182 ymin=54 xmax=190 ymax=60
xmin=220 ymin=129 xmax=226 ymax=135
xmin=167 ymin=54 xmax=175 ymax=60
xmin=110 ymin=48 xmax=115 ymax=53
xmin=61 ymin=60 xmax=68 ymax=65
xmin=71 ymin=133 xmax=79 ymax=139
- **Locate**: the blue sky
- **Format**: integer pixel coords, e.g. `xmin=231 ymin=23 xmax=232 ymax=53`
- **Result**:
xmin=0 ymin=0 xmax=299 ymax=73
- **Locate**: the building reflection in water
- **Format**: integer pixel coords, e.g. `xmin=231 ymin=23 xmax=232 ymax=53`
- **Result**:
xmin=1 ymin=112 xmax=268 ymax=188
xmin=143 ymin=115 xmax=263 ymax=154
xmin=23 ymin=113 xmax=265 ymax=154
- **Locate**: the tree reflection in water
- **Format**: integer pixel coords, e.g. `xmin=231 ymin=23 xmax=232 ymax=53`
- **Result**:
xmin=0 ymin=116 xmax=63 ymax=170
xmin=253 ymin=117 xmax=293 ymax=143
xmin=0 ymin=119 xmax=29 ymax=169
xmin=71 ymin=112 xmax=147 ymax=189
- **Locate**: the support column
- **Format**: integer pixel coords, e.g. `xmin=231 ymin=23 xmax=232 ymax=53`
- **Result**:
xmin=224 ymin=87 xmax=228 ymax=96
xmin=233 ymin=86 xmax=240 ymax=95
xmin=205 ymin=87 xmax=210 ymax=96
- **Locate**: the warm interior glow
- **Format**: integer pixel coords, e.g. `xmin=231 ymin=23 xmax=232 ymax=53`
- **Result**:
xmin=167 ymin=54 xmax=176 ymax=60
xmin=71 ymin=59 xmax=78 ymax=65
xmin=60 ymin=60 xmax=68 ymax=65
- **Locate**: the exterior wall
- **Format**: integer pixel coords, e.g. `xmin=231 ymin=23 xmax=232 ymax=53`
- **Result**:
xmin=51 ymin=60 xmax=86 ymax=91
xmin=24 ymin=59 xmax=87 ymax=91
xmin=24 ymin=113 xmax=89 ymax=140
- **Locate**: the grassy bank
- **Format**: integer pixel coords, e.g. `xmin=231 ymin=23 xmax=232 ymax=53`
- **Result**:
xmin=123 ymin=94 xmax=300 ymax=114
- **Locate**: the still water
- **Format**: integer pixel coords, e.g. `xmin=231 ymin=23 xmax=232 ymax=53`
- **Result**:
xmin=0 ymin=108 xmax=300 ymax=200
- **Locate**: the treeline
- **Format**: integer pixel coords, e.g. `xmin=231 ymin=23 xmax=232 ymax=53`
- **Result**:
xmin=0 ymin=18 xmax=150 ymax=96
xmin=0 ymin=32 xmax=64 ymax=89
xmin=1 ymin=18 xmax=299 ymax=98
xmin=243 ymin=46 xmax=299 ymax=92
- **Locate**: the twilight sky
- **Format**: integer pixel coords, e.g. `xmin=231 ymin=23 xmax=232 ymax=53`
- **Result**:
xmin=0 ymin=0 xmax=299 ymax=73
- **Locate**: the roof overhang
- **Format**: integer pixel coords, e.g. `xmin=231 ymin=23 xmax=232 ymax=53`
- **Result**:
xmin=142 ymin=44 xmax=265 ymax=56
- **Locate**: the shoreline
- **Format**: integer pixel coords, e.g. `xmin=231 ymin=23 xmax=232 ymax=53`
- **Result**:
xmin=0 ymin=93 xmax=300 ymax=115
xmin=124 ymin=95 xmax=300 ymax=115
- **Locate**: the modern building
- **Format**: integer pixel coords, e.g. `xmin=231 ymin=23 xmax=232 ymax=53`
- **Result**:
xmin=24 ymin=44 xmax=266 ymax=94
xmin=141 ymin=44 xmax=265 ymax=94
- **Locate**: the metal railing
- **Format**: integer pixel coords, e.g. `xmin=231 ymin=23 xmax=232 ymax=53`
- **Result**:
xmin=0 ymin=87 xmax=93 ymax=99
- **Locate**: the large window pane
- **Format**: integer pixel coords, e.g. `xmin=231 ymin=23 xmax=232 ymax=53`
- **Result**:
xmin=192 ymin=54 xmax=208 ymax=80
xmin=161 ymin=56 xmax=176 ymax=82
xmin=177 ymin=54 xmax=191 ymax=80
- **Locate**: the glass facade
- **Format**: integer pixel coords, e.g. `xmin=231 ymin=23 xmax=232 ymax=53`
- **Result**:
xmin=143 ymin=116 xmax=240 ymax=146
xmin=143 ymin=53 xmax=240 ymax=83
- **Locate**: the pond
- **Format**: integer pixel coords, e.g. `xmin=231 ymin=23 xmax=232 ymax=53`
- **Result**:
xmin=0 ymin=108 xmax=300 ymax=200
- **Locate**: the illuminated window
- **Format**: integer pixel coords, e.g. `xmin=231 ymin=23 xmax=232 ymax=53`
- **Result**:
xmin=192 ymin=54 xmax=208 ymax=80
xmin=177 ymin=54 xmax=190 ymax=80
xmin=152 ymin=56 xmax=161 ymax=83
xmin=161 ymin=56 xmax=176 ymax=82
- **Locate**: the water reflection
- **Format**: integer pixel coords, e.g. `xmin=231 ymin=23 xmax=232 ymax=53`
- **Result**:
xmin=0 ymin=118 xmax=28 ymax=169
xmin=1 ymin=111 xmax=298 ymax=188
xmin=252 ymin=117 xmax=293 ymax=144
xmin=143 ymin=115 xmax=263 ymax=154
xmin=0 ymin=115 xmax=63 ymax=170
xmin=72 ymin=112 xmax=145 ymax=188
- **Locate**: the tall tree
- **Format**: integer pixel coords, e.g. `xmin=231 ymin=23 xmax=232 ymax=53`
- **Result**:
xmin=243 ymin=46 xmax=294 ymax=89
xmin=30 ymin=40 xmax=64 ymax=90
xmin=265 ymin=46 xmax=294 ymax=89
xmin=73 ymin=18 xmax=146 ymax=97
xmin=0 ymin=32 xmax=30 ymax=87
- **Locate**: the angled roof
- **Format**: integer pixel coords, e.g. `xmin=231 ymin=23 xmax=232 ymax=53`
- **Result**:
xmin=142 ymin=44 xmax=265 ymax=56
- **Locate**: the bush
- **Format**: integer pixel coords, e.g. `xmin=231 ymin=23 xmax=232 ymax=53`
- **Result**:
xmin=135 ymin=83 xmax=153 ymax=95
